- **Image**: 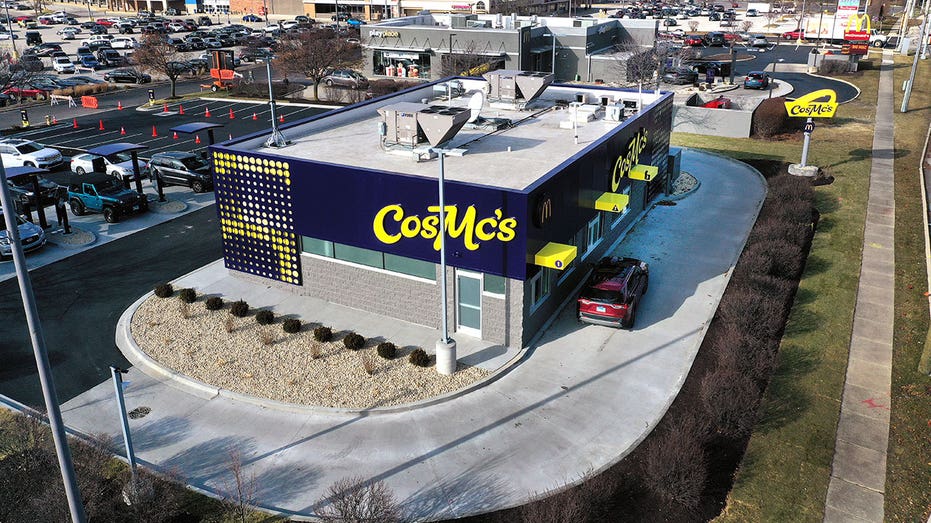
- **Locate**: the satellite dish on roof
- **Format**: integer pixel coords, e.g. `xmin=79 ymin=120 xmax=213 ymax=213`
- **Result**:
xmin=467 ymin=90 xmax=485 ymax=123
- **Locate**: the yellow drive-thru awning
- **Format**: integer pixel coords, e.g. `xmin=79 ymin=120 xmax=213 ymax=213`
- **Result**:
xmin=534 ymin=242 xmax=577 ymax=270
xmin=628 ymin=164 xmax=659 ymax=181
xmin=594 ymin=192 xmax=630 ymax=213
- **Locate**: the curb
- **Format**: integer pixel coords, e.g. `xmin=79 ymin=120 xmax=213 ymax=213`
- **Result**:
xmin=115 ymin=268 xmax=528 ymax=416
xmin=46 ymin=226 xmax=96 ymax=248
xmin=804 ymin=71 xmax=862 ymax=103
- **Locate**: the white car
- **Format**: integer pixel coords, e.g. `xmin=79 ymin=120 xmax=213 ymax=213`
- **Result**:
xmin=70 ymin=152 xmax=136 ymax=179
xmin=0 ymin=139 xmax=63 ymax=169
xmin=279 ymin=20 xmax=299 ymax=29
xmin=80 ymin=34 xmax=113 ymax=47
xmin=110 ymin=36 xmax=137 ymax=49
xmin=750 ymin=35 xmax=770 ymax=48
xmin=57 ymin=26 xmax=79 ymax=35
xmin=0 ymin=31 xmax=16 ymax=40
xmin=167 ymin=22 xmax=185 ymax=32
xmin=53 ymin=56 xmax=75 ymax=73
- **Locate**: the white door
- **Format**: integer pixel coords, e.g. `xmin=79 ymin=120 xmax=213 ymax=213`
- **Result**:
xmin=456 ymin=270 xmax=482 ymax=337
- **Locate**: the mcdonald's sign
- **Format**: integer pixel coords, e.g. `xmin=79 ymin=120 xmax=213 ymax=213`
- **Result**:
xmin=844 ymin=13 xmax=871 ymax=42
xmin=533 ymin=193 xmax=553 ymax=228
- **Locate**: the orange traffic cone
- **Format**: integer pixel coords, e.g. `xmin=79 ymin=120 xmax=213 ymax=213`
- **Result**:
xmin=252 ymin=113 xmax=258 ymax=120
xmin=117 ymin=101 xmax=123 ymax=110
xmin=98 ymin=119 xmax=104 ymax=131
xmin=204 ymin=107 xmax=211 ymax=118
xmin=229 ymin=108 xmax=235 ymax=119
xmin=179 ymin=104 xmax=184 ymax=115
xmin=279 ymin=114 xmax=284 ymax=123
xmin=163 ymin=103 xmax=168 ymax=113
xmin=120 ymin=127 xmax=126 ymax=135
xmin=152 ymin=125 xmax=158 ymax=137
xmin=194 ymin=135 xmax=201 ymax=144
xmin=73 ymin=118 xmax=78 ymax=129
xmin=172 ymin=131 xmax=178 ymax=140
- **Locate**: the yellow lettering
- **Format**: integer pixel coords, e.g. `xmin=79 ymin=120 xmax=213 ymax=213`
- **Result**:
xmin=421 ymin=215 xmax=439 ymax=239
xmin=373 ymin=204 xmax=404 ymax=244
xmin=476 ymin=216 xmax=498 ymax=241
xmin=497 ymin=218 xmax=517 ymax=242
xmin=401 ymin=215 xmax=421 ymax=238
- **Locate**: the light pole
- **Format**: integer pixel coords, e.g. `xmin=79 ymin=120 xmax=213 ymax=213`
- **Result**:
xmin=4 ymin=2 xmax=16 ymax=59
xmin=264 ymin=59 xmax=287 ymax=147
xmin=0 ymin=160 xmax=87 ymax=522
xmin=448 ymin=32 xmax=455 ymax=78
xmin=110 ymin=367 xmax=137 ymax=486
xmin=431 ymin=148 xmax=459 ymax=376
xmin=901 ymin=0 xmax=930 ymax=111
xmin=768 ymin=58 xmax=784 ymax=98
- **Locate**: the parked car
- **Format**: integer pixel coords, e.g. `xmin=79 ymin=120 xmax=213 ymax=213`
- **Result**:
xmin=747 ymin=8 xmax=759 ymax=16
xmin=23 ymin=30 xmax=39 ymax=45
xmin=662 ymin=67 xmax=698 ymax=84
xmin=242 ymin=14 xmax=262 ymax=22
xmin=96 ymin=48 xmax=124 ymax=67
xmin=70 ymin=151 xmax=136 ymax=179
xmin=782 ymin=29 xmax=804 ymax=39
xmin=196 ymin=15 xmax=212 ymax=26
xmin=103 ymin=68 xmax=150 ymax=83
xmin=743 ymin=70 xmax=771 ymax=89
xmin=684 ymin=34 xmax=704 ymax=46
xmin=0 ymin=139 xmax=62 ymax=169
xmin=79 ymin=55 xmax=101 ymax=69
xmin=750 ymin=34 xmax=769 ymax=47
xmin=67 ymin=173 xmax=147 ymax=223
xmin=0 ymin=208 xmax=47 ymax=258
xmin=110 ymin=36 xmax=137 ymax=48
xmin=322 ymin=68 xmax=368 ymax=88
xmin=52 ymin=56 xmax=75 ymax=73
xmin=146 ymin=151 xmax=212 ymax=192
xmin=703 ymin=31 xmax=726 ymax=46
xmin=5 ymin=170 xmax=59 ymax=208
xmin=663 ymin=17 xmax=677 ymax=26
xmin=94 ymin=18 xmax=114 ymax=27
xmin=577 ymin=257 xmax=649 ymax=328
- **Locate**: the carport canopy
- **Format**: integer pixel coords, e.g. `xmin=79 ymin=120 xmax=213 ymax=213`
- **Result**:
xmin=3 ymin=166 xmax=49 ymax=179
xmin=170 ymin=122 xmax=224 ymax=134
xmin=86 ymin=143 xmax=148 ymax=157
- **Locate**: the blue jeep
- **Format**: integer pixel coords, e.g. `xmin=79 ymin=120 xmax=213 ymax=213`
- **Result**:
xmin=67 ymin=173 xmax=147 ymax=223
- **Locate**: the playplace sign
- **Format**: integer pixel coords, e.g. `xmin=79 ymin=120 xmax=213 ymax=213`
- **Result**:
xmin=785 ymin=89 xmax=838 ymax=118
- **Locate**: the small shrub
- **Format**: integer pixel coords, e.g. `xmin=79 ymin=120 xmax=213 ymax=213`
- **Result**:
xmin=260 ymin=328 xmax=274 ymax=346
xmin=178 ymin=288 xmax=197 ymax=304
xmin=310 ymin=344 xmax=322 ymax=359
xmin=178 ymin=301 xmax=191 ymax=319
xmin=154 ymin=283 xmax=173 ymax=298
xmin=376 ymin=342 xmax=397 ymax=360
xmin=700 ymin=364 xmax=761 ymax=438
xmin=361 ymin=354 xmax=375 ymax=375
xmin=343 ymin=333 xmax=365 ymax=351
xmin=282 ymin=318 xmax=301 ymax=334
xmin=409 ymin=348 xmax=430 ymax=367
xmin=230 ymin=300 xmax=249 ymax=318
xmin=313 ymin=326 xmax=333 ymax=342
xmin=205 ymin=296 xmax=224 ymax=311
xmin=255 ymin=310 xmax=275 ymax=325
xmin=224 ymin=316 xmax=235 ymax=333
xmin=643 ymin=415 xmax=709 ymax=508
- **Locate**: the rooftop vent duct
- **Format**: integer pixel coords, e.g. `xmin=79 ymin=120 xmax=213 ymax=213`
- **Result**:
xmin=483 ymin=70 xmax=554 ymax=104
xmin=418 ymin=105 xmax=470 ymax=145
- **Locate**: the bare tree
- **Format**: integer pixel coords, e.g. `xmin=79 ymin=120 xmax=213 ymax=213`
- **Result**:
xmin=133 ymin=34 xmax=187 ymax=98
xmin=30 ymin=0 xmax=51 ymax=17
xmin=763 ymin=5 xmax=780 ymax=28
xmin=688 ymin=20 xmax=699 ymax=32
xmin=739 ymin=19 xmax=754 ymax=33
xmin=442 ymin=41 xmax=497 ymax=77
xmin=316 ymin=476 xmax=401 ymax=523
xmin=220 ymin=450 xmax=257 ymax=523
xmin=273 ymin=30 xmax=358 ymax=100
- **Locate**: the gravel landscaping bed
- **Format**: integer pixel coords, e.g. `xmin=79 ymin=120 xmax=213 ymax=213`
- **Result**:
xmin=131 ymin=295 xmax=490 ymax=409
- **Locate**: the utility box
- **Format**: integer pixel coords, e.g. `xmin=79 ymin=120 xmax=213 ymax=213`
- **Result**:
xmin=484 ymin=70 xmax=555 ymax=103
xmin=378 ymin=102 xmax=427 ymax=147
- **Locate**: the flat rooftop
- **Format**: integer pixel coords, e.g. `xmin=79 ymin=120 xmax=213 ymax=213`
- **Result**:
xmin=232 ymin=80 xmax=666 ymax=192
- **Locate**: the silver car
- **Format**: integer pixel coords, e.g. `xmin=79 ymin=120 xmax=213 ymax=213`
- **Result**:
xmin=0 ymin=209 xmax=46 ymax=259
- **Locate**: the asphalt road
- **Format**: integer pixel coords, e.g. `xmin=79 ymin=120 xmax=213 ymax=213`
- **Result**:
xmin=10 ymin=99 xmax=330 ymax=158
xmin=0 ymin=205 xmax=222 ymax=408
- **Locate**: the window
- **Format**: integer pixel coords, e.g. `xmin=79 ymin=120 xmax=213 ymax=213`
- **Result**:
xmin=584 ymin=214 xmax=602 ymax=258
xmin=611 ymin=185 xmax=632 ymax=229
xmin=529 ymin=267 xmax=553 ymax=308
xmin=301 ymin=236 xmax=436 ymax=280
xmin=558 ymin=234 xmax=578 ymax=285
xmin=483 ymin=274 xmax=506 ymax=295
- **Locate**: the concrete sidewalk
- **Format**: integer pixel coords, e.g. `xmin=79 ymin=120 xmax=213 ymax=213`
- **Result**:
xmin=60 ymin=149 xmax=765 ymax=521
xmin=823 ymin=50 xmax=896 ymax=522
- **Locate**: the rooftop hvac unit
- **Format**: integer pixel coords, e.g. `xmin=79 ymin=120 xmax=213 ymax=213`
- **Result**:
xmin=483 ymin=70 xmax=554 ymax=103
xmin=377 ymin=103 xmax=471 ymax=148
xmin=450 ymin=14 xmax=476 ymax=28
xmin=467 ymin=20 xmax=491 ymax=28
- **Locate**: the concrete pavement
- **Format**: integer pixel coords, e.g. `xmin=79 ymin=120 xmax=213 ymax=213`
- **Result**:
xmin=823 ymin=50 xmax=896 ymax=523
xmin=60 ymin=149 xmax=765 ymax=520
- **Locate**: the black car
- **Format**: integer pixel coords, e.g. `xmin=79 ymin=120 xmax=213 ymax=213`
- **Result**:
xmin=103 ymin=68 xmax=151 ymax=83
xmin=703 ymin=31 xmax=726 ymax=46
xmin=196 ymin=15 xmax=212 ymax=26
xmin=80 ymin=20 xmax=98 ymax=29
xmin=662 ymin=67 xmax=698 ymax=84
xmin=147 ymin=151 xmax=212 ymax=192
xmin=24 ymin=30 xmax=40 ymax=45
xmin=89 ymin=24 xmax=108 ymax=35
xmin=6 ymin=171 xmax=59 ymax=207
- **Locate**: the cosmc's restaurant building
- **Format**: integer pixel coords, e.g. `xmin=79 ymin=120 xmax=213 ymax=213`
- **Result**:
xmin=209 ymin=72 xmax=676 ymax=346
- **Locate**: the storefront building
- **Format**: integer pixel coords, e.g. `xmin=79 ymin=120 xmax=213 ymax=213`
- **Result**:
xmin=209 ymin=73 xmax=675 ymax=347
xmin=302 ymin=0 xmax=569 ymax=21
xmin=360 ymin=13 xmax=658 ymax=83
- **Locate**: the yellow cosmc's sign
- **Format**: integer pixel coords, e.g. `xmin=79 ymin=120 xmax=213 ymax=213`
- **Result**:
xmin=784 ymin=89 xmax=838 ymax=118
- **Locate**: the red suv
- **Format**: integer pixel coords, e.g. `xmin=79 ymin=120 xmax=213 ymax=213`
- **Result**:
xmin=577 ymin=257 xmax=649 ymax=328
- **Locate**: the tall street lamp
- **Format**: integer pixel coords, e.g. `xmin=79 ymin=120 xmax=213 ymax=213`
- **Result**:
xmin=264 ymin=59 xmax=287 ymax=147
xmin=431 ymin=147 xmax=464 ymax=376
xmin=768 ymin=58 xmax=784 ymax=98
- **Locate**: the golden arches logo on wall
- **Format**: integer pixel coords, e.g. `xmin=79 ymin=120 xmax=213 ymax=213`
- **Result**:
xmin=212 ymin=151 xmax=301 ymax=285
xmin=784 ymin=89 xmax=838 ymax=118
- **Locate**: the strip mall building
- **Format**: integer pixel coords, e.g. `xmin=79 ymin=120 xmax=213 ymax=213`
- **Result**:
xmin=210 ymin=72 xmax=676 ymax=347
